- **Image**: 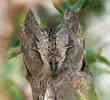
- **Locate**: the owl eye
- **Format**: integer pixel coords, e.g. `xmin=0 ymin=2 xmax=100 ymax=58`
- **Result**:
xmin=64 ymin=42 xmax=73 ymax=50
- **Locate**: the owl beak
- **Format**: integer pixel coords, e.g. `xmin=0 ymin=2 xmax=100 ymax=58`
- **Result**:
xmin=49 ymin=58 xmax=58 ymax=73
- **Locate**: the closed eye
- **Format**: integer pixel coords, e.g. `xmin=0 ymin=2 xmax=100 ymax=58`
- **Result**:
xmin=64 ymin=44 xmax=72 ymax=49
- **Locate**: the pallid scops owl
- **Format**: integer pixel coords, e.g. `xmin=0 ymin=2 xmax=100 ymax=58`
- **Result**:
xmin=21 ymin=7 xmax=98 ymax=100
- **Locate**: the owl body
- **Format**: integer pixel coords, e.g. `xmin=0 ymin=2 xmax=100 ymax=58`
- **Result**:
xmin=21 ymin=8 xmax=98 ymax=100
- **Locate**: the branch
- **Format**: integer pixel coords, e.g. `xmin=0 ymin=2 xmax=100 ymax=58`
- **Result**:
xmin=8 ymin=45 xmax=22 ymax=60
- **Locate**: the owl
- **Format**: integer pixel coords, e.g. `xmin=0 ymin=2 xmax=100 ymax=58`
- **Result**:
xmin=21 ymin=7 xmax=98 ymax=100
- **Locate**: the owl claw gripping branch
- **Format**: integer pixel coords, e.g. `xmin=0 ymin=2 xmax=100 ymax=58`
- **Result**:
xmin=21 ymin=7 xmax=98 ymax=100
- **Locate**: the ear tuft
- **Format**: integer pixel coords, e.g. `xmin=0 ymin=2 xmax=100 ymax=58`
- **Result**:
xmin=24 ymin=9 xmax=40 ymax=34
xmin=63 ymin=7 xmax=81 ymax=34
xmin=64 ymin=7 xmax=75 ymax=20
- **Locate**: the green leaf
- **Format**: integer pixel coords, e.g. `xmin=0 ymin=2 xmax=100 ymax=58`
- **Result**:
xmin=59 ymin=2 xmax=69 ymax=14
xmin=53 ymin=1 xmax=69 ymax=15
xmin=10 ymin=84 xmax=24 ymax=100
xmin=97 ymin=55 xmax=110 ymax=66
xmin=82 ymin=0 xmax=92 ymax=8
xmin=86 ymin=49 xmax=110 ymax=66
xmin=86 ymin=49 xmax=97 ymax=64
xmin=72 ymin=0 xmax=86 ymax=11
xmin=37 ymin=16 xmax=47 ymax=28
xmin=18 ymin=13 xmax=26 ymax=26
xmin=8 ymin=45 xmax=21 ymax=60
xmin=57 ymin=22 xmax=63 ymax=28
xmin=53 ymin=0 xmax=86 ymax=15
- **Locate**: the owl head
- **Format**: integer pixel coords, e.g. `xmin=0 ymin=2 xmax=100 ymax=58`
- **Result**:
xmin=22 ymin=7 xmax=84 ymax=77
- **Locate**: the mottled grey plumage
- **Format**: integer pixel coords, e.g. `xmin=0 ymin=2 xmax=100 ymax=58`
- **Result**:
xmin=21 ymin=7 xmax=98 ymax=100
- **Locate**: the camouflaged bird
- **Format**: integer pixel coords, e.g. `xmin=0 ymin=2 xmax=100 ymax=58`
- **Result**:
xmin=21 ymin=7 xmax=98 ymax=100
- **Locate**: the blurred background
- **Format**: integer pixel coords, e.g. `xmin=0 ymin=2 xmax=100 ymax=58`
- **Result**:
xmin=0 ymin=0 xmax=110 ymax=100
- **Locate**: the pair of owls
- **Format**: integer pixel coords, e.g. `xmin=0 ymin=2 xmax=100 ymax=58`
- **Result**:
xmin=21 ymin=7 xmax=98 ymax=100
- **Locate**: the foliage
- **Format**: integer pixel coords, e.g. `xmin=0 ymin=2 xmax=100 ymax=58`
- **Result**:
xmin=87 ymin=49 xmax=110 ymax=66
xmin=53 ymin=0 xmax=105 ymax=15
